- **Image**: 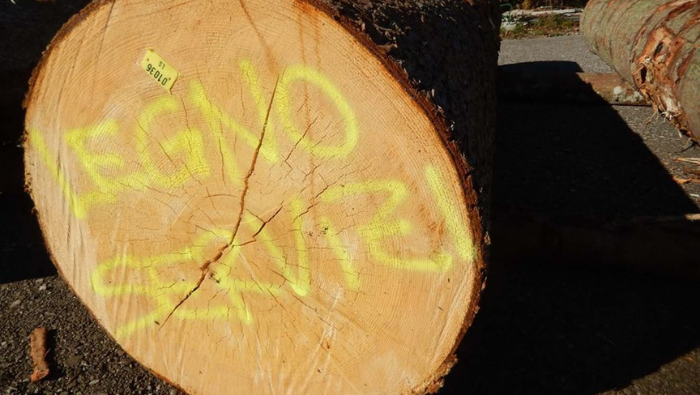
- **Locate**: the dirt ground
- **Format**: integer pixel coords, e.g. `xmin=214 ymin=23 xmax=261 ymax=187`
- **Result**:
xmin=1 ymin=3 xmax=699 ymax=394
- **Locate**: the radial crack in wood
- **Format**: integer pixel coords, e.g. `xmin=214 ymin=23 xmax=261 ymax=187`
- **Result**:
xmin=163 ymin=79 xmax=278 ymax=330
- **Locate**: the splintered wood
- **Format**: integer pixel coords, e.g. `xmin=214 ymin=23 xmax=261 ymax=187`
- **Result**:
xmin=582 ymin=0 xmax=700 ymax=142
xmin=29 ymin=327 xmax=50 ymax=382
xmin=24 ymin=0 xmax=498 ymax=393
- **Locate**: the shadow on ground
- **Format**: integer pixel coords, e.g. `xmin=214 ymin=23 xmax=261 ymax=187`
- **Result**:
xmin=443 ymin=262 xmax=699 ymax=395
xmin=441 ymin=61 xmax=699 ymax=394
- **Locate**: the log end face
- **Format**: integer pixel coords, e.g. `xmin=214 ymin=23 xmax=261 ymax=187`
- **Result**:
xmin=23 ymin=0 xmax=488 ymax=393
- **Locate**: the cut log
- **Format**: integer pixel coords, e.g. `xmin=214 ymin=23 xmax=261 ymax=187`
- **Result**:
xmin=23 ymin=0 xmax=499 ymax=394
xmin=581 ymin=0 xmax=700 ymax=142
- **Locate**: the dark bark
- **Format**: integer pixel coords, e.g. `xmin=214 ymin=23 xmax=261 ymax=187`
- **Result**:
xmin=303 ymin=2 xmax=500 ymax=388
xmin=307 ymin=0 xmax=501 ymax=230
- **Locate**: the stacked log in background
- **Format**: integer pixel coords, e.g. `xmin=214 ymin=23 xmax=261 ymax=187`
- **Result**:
xmin=582 ymin=0 xmax=700 ymax=142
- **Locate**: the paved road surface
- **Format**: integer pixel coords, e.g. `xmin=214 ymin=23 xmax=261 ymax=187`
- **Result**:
xmin=1 ymin=31 xmax=699 ymax=395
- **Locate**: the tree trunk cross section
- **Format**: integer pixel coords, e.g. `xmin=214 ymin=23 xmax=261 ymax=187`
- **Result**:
xmin=24 ymin=0 xmax=498 ymax=393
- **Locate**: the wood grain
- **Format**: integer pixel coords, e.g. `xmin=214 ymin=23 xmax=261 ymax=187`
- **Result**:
xmin=24 ymin=0 xmax=498 ymax=393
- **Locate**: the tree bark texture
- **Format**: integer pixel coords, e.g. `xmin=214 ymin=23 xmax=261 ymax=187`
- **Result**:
xmin=582 ymin=0 xmax=700 ymax=142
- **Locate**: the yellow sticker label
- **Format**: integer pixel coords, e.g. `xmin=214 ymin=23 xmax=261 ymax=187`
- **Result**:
xmin=140 ymin=49 xmax=178 ymax=91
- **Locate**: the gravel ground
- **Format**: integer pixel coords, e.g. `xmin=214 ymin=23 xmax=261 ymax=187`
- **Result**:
xmin=499 ymin=36 xmax=614 ymax=74
xmin=0 ymin=277 xmax=183 ymax=395
xmin=1 ymin=9 xmax=699 ymax=395
xmin=497 ymin=37 xmax=700 ymax=213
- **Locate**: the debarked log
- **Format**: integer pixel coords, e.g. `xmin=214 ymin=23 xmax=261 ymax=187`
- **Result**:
xmin=582 ymin=0 xmax=700 ymax=141
xmin=23 ymin=0 xmax=500 ymax=394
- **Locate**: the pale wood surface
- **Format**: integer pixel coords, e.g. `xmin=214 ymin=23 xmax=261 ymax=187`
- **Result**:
xmin=24 ymin=0 xmax=493 ymax=393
